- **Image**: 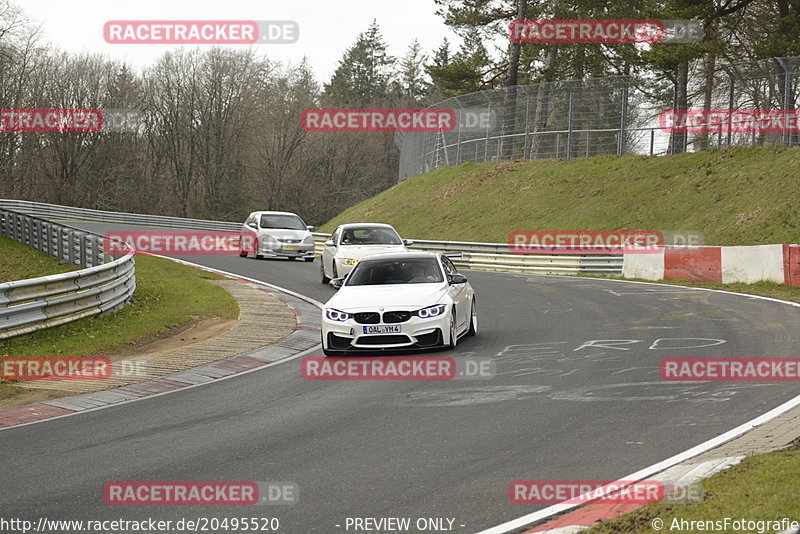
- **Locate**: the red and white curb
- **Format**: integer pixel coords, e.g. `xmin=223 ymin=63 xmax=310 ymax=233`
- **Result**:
xmin=0 ymin=269 xmax=322 ymax=431
xmin=525 ymin=456 xmax=744 ymax=533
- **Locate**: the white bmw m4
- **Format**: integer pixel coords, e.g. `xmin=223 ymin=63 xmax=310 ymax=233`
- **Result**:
xmin=320 ymin=252 xmax=477 ymax=356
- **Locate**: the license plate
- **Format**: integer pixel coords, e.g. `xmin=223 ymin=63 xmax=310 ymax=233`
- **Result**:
xmin=283 ymin=245 xmax=300 ymax=251
xmin=363 ymin=325 xmax=401 ymax=334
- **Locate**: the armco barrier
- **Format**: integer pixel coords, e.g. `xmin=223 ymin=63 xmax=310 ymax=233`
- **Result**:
xmin=0 ymin=199 xmax=240 ymax=232
xmin=0 ymin=208 xmax=136 ymax=339
xmin=313 ymin=235 xmax=623 ymax=275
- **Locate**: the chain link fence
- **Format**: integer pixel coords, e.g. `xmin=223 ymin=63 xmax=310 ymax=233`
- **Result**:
xmin=396 ymin=56 xmax=800 ymax=180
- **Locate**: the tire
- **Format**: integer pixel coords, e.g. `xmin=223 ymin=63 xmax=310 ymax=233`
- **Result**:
xmin=239 ymin=249 xmax=247 ymax=257
xmin=466 ymin=300 xmax=478 ymax=336
xmin=321 ymin=261 xmax=331 ymax=284
xmin=253 ymin=238 xmax=263 ymax=259
xmin=304 ymin=256 xmax=314 ymax=262
xmin=447 ymin=312 xmax=458 ymax=349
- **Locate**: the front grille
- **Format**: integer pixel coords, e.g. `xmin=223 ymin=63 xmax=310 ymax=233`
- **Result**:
xmin=357 ymin=335 xmax=410 ymax=345
xmin=354 ymin=312 xmax=380 ymax=324
xmin=383 ymin=311 xmax=411 ymax=323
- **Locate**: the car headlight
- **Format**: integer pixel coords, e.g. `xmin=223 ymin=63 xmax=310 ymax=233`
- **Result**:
xmin=339 ymin=258 xmax=358 ymax=266
xmin=414 ymin=304 xmax=447 ymax=318
xmin=325 ymin=308 xmax=352 ymax=321
xmin=303 ymin=235 xmax=314 ymax=244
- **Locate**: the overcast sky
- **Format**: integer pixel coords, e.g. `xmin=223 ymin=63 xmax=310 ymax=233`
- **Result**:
xmin=20 ymin=0 xmax=465 ymax=82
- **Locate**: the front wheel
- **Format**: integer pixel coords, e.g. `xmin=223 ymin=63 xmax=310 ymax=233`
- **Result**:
xmin=466 ymin=300 xmax=477 ymax=336
xmin=321 ymin=262 xmax=331 ymax=284
xmin=447 ymin=312 xmax=457 ymax=349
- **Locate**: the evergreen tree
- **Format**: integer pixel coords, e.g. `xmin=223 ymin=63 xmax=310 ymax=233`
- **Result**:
xmin=323 ymin=20 xmax=395 ymax=106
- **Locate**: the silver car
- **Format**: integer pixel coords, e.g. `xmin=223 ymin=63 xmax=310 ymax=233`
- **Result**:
xmin=239 ymin=211 xmax=316 ymax=261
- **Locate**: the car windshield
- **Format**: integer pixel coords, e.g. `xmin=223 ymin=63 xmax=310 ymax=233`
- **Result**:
xmin=339 ymin=227 xmax=402 ymax=245
xmin=345 ymin=258 xmax=443 ymax=286
xmin=259 ymin=214 xmax=306 ymax=230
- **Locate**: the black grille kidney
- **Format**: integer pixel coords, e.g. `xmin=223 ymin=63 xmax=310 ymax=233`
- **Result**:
xmin=354 ymin=312 xmax=380 ymax=324
xmin=383 ymin=311 xmax=411 ymax=323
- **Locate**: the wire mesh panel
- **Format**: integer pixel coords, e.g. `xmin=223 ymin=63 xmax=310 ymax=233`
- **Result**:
xmin=396 ymin=56 xmax=800 ymax=180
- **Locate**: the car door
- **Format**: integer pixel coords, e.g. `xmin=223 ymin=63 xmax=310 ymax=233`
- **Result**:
xmin=323 ymin=227 xmax=341 ymax=277
xmin=442 ymin=256 xmax=469 ymax=330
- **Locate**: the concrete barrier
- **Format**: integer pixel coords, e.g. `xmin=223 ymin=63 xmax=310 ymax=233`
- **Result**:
xmin=623 ymin=244 xmax=800 ymax=286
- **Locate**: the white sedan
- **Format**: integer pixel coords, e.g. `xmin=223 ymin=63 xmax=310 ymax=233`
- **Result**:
xmin=320 ymin=223 xmax=411 ymax=284
xmin=321 ymin=252 xmax=477 ymax=355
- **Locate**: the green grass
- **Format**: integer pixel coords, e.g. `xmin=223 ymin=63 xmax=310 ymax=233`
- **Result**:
xmin=584 ymin=444 xmax=800 ymax=534
xmin=0 ymin=253 xmax=238 ymax=358
xmin=0 ymin=237 xmax=79 ymax=283
xmin=322 ymin=146 xmax=800 ymax=246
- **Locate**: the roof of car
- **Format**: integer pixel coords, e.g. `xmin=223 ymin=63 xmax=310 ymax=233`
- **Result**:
xmin=337 ymin=223 xmax=397 ymax=230
xmin=251 ymin=211 xmax=302 ymax=217
xmin=355 ymin=251 xmax=439 ymax=262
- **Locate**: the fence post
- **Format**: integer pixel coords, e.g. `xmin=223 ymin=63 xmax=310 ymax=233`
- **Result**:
xmin=775 ymin=57 xmax=794 ymax=147
xmin=521 ymin=86 xmax=533 ymax=160
xmin=481 ymin=91 xmax=492 ymax=162
xmin=718 ymin=64 xmax=735 ymax=147
xmin=566 ymin=83 xmax=574 ymax=159
xmin=454 ymin=96 xmax=463 ymax=165
xmin=617 ymin=76 xmax=629 ymax=155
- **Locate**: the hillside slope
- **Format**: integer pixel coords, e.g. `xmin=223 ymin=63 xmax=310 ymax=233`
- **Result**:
xmin=322 ymin=146 xmax=800 ymax=245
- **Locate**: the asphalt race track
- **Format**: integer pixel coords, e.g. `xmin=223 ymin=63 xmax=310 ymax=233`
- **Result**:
xmin=2 ymin=221 xmax=800 ymax=533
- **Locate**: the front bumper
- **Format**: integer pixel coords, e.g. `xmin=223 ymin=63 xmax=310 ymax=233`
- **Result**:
xmin=321 ymin=312 xmax=450 ymax=352
xmin=259 ymin=242 xmax=314 ymax=258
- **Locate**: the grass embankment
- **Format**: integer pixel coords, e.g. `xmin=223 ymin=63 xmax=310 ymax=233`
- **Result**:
xmin=0 ymin=237 xmax=239 ymax=398
xmin=323 ymin=146 xmax=800 ymax=245
xmin=585 ymin=444 xmax=800 ymax=534
xmin=324 ymin=145 xmax=800 ymax=303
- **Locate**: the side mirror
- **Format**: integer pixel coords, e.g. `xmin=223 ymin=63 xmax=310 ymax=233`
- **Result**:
xmin=329 ymin=278 xmax=344 ymax=289
xmin=307 ymin=225 xmax=318 ymax=232
xmin=247 ymin=222 xmax=257 ymax=229
xmin=448 ymin=273 xmax=468 ymax=285
xmin=324 ymin=239 xmax=334 ymax=247
xmin=403 ymin=239 xmax=414 ymax=246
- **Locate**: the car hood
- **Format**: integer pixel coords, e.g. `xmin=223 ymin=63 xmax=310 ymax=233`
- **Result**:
xmin=336 ymin=245 xmax=407 ymax=259
xmin=258 ymin=228 xmax=310 ymax=240
xmin=326 ymin=284 xmax=448 ymax=311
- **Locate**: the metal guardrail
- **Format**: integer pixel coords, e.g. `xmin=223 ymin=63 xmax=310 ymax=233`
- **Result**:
xmin=0 ymin=199 xmax=240 ymax=232
xmin=0 ymin=208 xmax=136 ymax=340
xmin=312 ymin=234 xmax=622 ymax=275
